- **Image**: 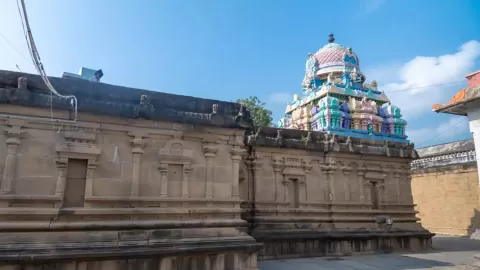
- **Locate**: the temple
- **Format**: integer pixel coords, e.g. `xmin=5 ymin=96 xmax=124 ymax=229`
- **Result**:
xmin=278 ymin=33 xmax=408 ymax=143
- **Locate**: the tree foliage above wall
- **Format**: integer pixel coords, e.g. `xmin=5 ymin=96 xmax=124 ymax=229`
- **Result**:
xmin=236 ymin=96 xmax=273 ymax=127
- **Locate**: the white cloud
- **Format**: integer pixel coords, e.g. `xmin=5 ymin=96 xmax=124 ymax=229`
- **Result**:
xmin=407 ymin=117 xmax=470 ymax=147
xmin=366 ymin=40 xmax=480 ymax=120
xmin=268 ymin=92 xmax=291 ymax=105
xmin=361 ymin=0 xmax=386 ymax=14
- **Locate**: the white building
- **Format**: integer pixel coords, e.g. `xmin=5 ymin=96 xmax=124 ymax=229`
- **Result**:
xmin=433 ymin=70 xmax=480 ymax=181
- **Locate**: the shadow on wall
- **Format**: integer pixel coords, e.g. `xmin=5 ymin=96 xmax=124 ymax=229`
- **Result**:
xmin=468 ymin=208 xmax=480 ymax=237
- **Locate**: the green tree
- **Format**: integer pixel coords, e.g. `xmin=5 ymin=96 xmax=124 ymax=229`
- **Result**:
xmin=236 ymin=96 xmax=273 ymax=127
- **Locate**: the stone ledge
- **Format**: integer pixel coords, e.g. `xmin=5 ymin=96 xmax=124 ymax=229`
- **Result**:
xmin=245 ymin=127 xmax=416 ymax=158
xmin=257 ymin=233 xmax=433 ymax=260
xmin=251 ymin=216 xmax=420 ymax=224
xmin=84 ymin=195 xmax=243 ymax=203
xmin=0 ymin=70 xmax=254 ymax=129
xmin=0 ymin=219 xmax=248 ymax=231
xmin=0 ymin=237 xmax=261 ymax=263
xmin=250 ymin=208 xmax=417 ymax=214
xmin=250 ymin=228 xmax=435 ymax=241
xmin=411 ymin=163 xmax=478 ymax=175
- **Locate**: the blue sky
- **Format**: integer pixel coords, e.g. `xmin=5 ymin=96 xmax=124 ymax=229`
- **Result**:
xmin=0 ymin=0 xmax=479 ymax=147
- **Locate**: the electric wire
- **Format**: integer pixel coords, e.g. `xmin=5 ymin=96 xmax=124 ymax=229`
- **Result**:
xmin=15 ymin=0 xmax=78 ymax=124
xmin=386 ymin=80 xmax=465 ymax=93
xmin=414 ymin=117 xmax=469 ymax=148
xmin=0 ymin=32 xmax=31 ymax=65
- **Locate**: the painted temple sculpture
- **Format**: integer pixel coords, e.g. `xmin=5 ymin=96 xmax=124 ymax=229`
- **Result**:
xmin=278 ymin=33 xmax=408 ymax=142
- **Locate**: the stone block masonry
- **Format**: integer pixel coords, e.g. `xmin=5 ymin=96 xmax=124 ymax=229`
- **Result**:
xmin=242 ymin=127 xmax=432 ymax=259
xmin=412 ymin=139 xmax=480 ymax=236
xmin=0 ymin=70 xmax=432 ymax=268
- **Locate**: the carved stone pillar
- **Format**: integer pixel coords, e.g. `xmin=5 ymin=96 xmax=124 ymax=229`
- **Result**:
xmin=85 ymin=160 xmax=98 ymax=197
xmin=230 ymin=148 xmax=245 ymax=199
xmin=357 ymin=170 xmax=366 ymax=202
xmin=394 ymin=171 xmax=401 ymax=202
xmin=378 ymin=183 xmax=386 ymax=206
xmin=159 ymin=163 xmax=168 ymax=197
xmin=364 ymin=182 xmax=372 ymax=205
xmin=321 ymin=165 xmax=336 ymax=202
xmin=129 ymin=132 xmax=147 ymax=197
xmin=405 ymin=174 xmax=413 ymax=202
xmin=244 ymin=160 xmax=254 ymax=202
xmin=341 ymin=164 xmax=353 ymax=201
xmin=281 ymin=179 xmax=289 ymax=202
xmin=0 ymin=127 xmax=25 ymax=194
xmin=55 ymin=158 xmax=68 ymax=196
xmin=298 ymin=177 xmax=306 ymax=204
xmin=272 ymin=158 xmax=284 ymax=202
xmin=302 ymin=161 xmax=312 ymax=202
xmin=251 ymin=160 xmax=263 ymax=202
xmin=182 ymin=165 xmax=192 ymax=197
xmin=203 ymin=145 xmax=218 ymax=198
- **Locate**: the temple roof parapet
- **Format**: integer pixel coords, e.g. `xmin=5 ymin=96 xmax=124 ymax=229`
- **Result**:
xmin=411 ymin=139 xmax=476 ymax=170
xmin=0 ymin=70 xmax=253 ymax=129
xmin=246 ymin=127 xmax=417 ymax=159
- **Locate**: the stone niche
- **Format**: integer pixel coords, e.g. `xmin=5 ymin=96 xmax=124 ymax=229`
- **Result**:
xmin=158 ymin=138 xmax=194 ymax=198
xmin=242 ymin=127 xmax=433 ymax=260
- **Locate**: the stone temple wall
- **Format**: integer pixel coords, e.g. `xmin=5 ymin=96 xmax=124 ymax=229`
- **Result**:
xmin=242 ymin=128 xmax=432 ymax=260
xmin=411 ymin=139 xmax=480 ymax=236
xmin=0 ymin=109 xmax=259 ymax=270
xmin=0 ymin=70 xmax=432 ymax=269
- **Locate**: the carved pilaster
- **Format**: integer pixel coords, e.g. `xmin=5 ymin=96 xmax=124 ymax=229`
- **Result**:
xmin=129 ymin=132 xmax=148 ymax=197
xmin=281 ymin=179 xmax=289 ymax=202
xmin=364 ymin=181 xmax=372 ymax=205
xmin=203 ymin=145 xmax=218 ymax=198
xmin=272 ymin=157 xmax=285 ymax=202
xmin=182 ymin=165 xmax=192 ymax=197
xmin=393 ymin=170 xmax=401 ymax=202
xmin=85 ymin=160 xmax=98 ymax=197
xmin=320 ymin=163 xmax=337 ymax=202
xmin=54 ymin=158 xmax=68 ymax=196
xmin=301 ymin=160 xmax=312 ymax=202
xmin=251 ymin=161 xmax=263 ymax=202
xmin=378 ymin=182 xmax=386 ymax=205
xmin=1 ymin=125 xmax=25 ymax=194
xmin=340 ymin=162 xmax=354 ymax=201
xmin=159 ymin=163 xmax=168 ymax=197
xmin=230 ymin=147 xmax=245 ymax=199
xmin=357 ymin=165 xmax=366 ymax=202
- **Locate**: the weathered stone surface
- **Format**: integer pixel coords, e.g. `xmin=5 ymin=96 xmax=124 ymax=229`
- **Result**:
xmin=245 ymin=127 xmax=418 ymax=158
xmin=412 ymin=140 xmax=480 ymax=237
xmin=242 ymin=127 xmax=432 ymax=259
xmin=0 ymin=70 xmax=253 ymax=129
xmin=0 ymin=70 xmax=432 ymax=268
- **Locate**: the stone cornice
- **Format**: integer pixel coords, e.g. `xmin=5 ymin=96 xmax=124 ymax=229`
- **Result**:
xmin=245 ymin=127 xmax=417 ymax=159
xmin=0 ymin=70 xmax=253 ymax=129
xmin=411 ymin=162 xmax=477 ymax=175
xmin=411 ymin=150 xmax=476 ymax=170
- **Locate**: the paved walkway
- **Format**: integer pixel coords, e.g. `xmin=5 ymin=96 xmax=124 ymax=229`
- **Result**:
xmin=259 ymin=236 xmax=480 ymax=270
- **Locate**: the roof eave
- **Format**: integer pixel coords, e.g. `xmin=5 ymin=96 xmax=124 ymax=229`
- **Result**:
xmin=433 ymin=95 xmax=480 ymax=116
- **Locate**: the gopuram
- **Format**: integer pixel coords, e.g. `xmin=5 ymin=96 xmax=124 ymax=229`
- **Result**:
xmin=278 ymin=33 xmax=407 ymax=143
xmin=0 ymin=34 xmax=432 ymax=270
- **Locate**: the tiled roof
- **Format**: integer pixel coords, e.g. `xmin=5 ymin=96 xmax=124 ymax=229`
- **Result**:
xmin=432 ymin=88 xmax=466 ymax=110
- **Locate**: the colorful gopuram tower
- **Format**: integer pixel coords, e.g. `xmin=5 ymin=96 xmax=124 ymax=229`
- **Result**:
xmin=278 ymin=33 xmax=408 ymax=142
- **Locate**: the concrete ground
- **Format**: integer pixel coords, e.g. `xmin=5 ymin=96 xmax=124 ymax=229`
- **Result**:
xmin=259 ymin=236 xmax=480 ymax=270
